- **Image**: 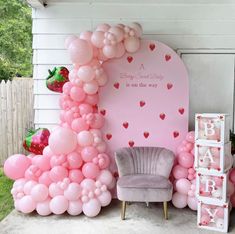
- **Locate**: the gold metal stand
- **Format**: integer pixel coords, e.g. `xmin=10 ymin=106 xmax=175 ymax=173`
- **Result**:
xmin=163 ymin=201 xmax=168 ymax=220
xmin=121 ymin=201 xmax=126 ymax=220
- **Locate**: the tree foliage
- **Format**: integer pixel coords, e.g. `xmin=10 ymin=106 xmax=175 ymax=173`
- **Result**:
xmin=0 ymin=0 xmax=32 ymax=81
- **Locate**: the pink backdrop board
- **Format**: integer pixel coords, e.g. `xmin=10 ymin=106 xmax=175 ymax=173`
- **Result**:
xmin=99 ymin=40 xmax=189 ymax=172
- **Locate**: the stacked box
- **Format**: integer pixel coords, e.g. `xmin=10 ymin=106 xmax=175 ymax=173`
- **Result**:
xmin=195 ymin=113 xmax=232 ymax=233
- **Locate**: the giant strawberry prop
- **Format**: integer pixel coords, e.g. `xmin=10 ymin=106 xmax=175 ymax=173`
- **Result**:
xmin=46 ymin=67 xmax=69 ymax=93
xmin=23 ymin=128 xmax=50 ymax=155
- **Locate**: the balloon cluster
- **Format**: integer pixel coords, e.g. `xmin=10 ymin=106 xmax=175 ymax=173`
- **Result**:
xmin=4 ymin=23 xmax=143 ymax=217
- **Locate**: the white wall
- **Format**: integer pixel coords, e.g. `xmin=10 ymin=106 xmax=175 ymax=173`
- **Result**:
xmin=32 ymin=0 xmax=235 ymax=130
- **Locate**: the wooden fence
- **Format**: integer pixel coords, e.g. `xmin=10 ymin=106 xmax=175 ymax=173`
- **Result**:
xmin=0 ymin=78 xmax=34 ymax=166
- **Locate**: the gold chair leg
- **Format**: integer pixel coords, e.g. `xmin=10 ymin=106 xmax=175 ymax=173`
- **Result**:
xmin=121 ymin=201 xmax=126 ymax=220
xmin=163 ymin=201 xmax=168 ymax=220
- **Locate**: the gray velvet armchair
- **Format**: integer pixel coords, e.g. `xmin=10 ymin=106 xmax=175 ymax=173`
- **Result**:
xmin=115 ymin=147 xmax=175 ymax=220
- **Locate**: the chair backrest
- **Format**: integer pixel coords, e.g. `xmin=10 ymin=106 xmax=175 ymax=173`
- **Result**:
xmin=115 ymin=147 xmax=175 ymax=178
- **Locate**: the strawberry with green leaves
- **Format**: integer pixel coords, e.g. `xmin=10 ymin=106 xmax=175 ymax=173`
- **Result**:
xmin=46 ymin=67 xmax=69 ymax=93
xmin=23 ymin=128 xmax=50 ymax=155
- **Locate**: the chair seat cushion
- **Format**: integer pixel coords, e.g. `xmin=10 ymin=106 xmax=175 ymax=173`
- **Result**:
xmin=117 ymin=174 xmax=173 ymax=202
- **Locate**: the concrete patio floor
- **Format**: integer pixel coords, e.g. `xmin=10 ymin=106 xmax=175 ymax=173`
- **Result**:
xmin=1 ymin=200 xmax=234 ymax=234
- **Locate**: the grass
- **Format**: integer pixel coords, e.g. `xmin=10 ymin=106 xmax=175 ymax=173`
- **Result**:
xmin=0 ymin=168 xmax=14 ymax=221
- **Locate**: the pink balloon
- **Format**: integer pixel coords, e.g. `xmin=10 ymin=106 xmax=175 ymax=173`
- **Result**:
xmin=31 ymin=184 xmax=49 ymax=202
xmin=81 ymin=178 xmax=96 ymax=191
xmin=4 ymin=154 xmax=31 ymax=180
xmin=50 ymin=166 xmax=68 ymax=182
xmin=68 ymin=39 xmax=93 ymax=65
xmin=24 ymin=165 xmax=41 ymax=181
xmin=97 ymin=48 xmax=108 ymax=61
xmin=69 ymin=169 xmax=84 ymax=183
xmin=43 ymin=146 xmax=54 ymax=157
xmin=79 ymin=31 xmax=92 ymax=41
xmin=130 ymin=22 xmax=143 ymax=37
xmin=115 ymin=43 xmax=125 ymax=58
xmin=228 ymin=181 xmax=235 ymax=196
xmin=230 ymin=193 xmax=235 ymax=207
xmin=96 ymin=23 xmax=110 ymax=32
xmin=102 ymin=45 xmax=117 ymax=58
xmin=172 ymin=165 xmax=188 ymax=179
xmin=91 ymin=31 xmax=104 ymax=48
xmin=186 ymin=131 xmax=195 ymax=143
xmin=229 ymin=169 xmax=235 ymax=184
xmin=96 ymin=142 xmax=107 ymax=153
xmin=67 ymin=152 xmax=83 ymax=169
xmin=78 ymin=103 xmax=93 ymax=115
xmin=68 ymin=69 xmax=78 ymax=82
xmin=83 ymin=80 xmax=99 ymax=95
xmin=108 ymin=26 xmax=124 ymax=43
xmin=33 ymin=155 xmax=51 ymax=171
xmin=98 ymin=191 xmax=112 ymax=207
xmin=96 ymin=72 xmax=108 ymax=86
xmin=175 ymin=179 xmax=191 ymax=195
xmin=172 ymin=192 xmax=187 ymax=208
xmin=70 ymin=86 xmax=86 ymax=102
xmin=38 ymin=171 xmax=52 ymax=186
xmin=64 ymin=183 xmax=82 ymax=201
xmin=49 ymin=127 xmax=77 ymax=155
xmin=97 ymin=153 xmax=110 ymax=169
xmin=77 ymin=66 xmax=95 ymax=82
xmin=81 ymin=146 xmax=98 ymax=162
xmin=187 ymin=196 xmax=197 ymax=211
xmin=62 ymin=82 xmax=73 ymax=95
xmin=64 ymin=110 xmax=74 ymax=124
xmin=49 ymin=183 xmax=64 ymax=197
xmin=97 ymin=170 xmax=113 ymax=186
xmin=19 ymin=195 xmax=36 ymax=213
xmin=85 ymin=94 xmax=99 ymax=105
xmin=176 ymin=145 xmax=188 ymax=154
xmin=50 ymin=195 xmax=69 ymax=215
xmin=178 ymin=152 xmax=194 ymax=168
xmin=67 ymin=200 xmax=83 ymax=216
xmin=71 ymin=118 xmax=89 ymax=132
xmin=65 ymin=35 xmax=78 ymax=49
xmin=36 ymin=198 xmax=51 ymax=216
xmin=89 ymin=114 xmax=104 ymax=129
xmin=124 ymin=36 xmax=140 ymax=53
xmin=23 ymin=180 xmax=37 ymax=195
xmin=82 ymin=163 xmax=100 ymax=179
xmin=82 ymin=198 xmax=101 ymax=217
xmin=77 ymin=131 xmax=94 ymax=147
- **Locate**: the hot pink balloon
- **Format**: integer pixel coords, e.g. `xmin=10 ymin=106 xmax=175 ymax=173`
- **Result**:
xmin=82 ymin=198 xmax=101 ymax=217
xmin=71 ymin=118 xmax=89 ymax=132
xmin=50 ymin=195 xmax=69 ymax=215
xmin=50 ymin=166 xmax=68 ymax=182
xmin=31 ymin=184 xmax=49 ymax=202
xmin=178 ymin=152 xmax=194 ymax=168
xmin=64 ymin=183 xmax=82 ymax=201
xmin=36 ymin=198 xmax=51 ymax=216
xmin=70 ymin=86 xmax=86 ymax=102
xmin=68 ymin=39 xmax=93 ymax=65
xmin=172 ymin=192 xmax=187 ymax=209
xmin=19 ymin=195 xmax=36 ymax=213
xmin=82 ymin=163 xmax=100 ymax=179
xmin=172 ymin=165 xmax=188 ymax=179
xmin=4 ymin=154 xmax=31 ymax=180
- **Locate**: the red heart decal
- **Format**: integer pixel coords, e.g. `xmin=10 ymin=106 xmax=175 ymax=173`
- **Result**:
xmin=128 ymin=141 xmax=135 ymax=147
xmin=149 ymin=43 xmax=156 ymax=51
xmin=100 ymin=109 xmax=106 ymax=116
xmin=178 ymin=108 xmax=184 ymax=115
xmin=165 ymin=54 xmax=171 ymax=61
xmin=106 ymin=134 xmax=112 ymax=140
xmin=167 ymin=83 xmax=173 ymax=90
xmin=143 ymin=132 xmax=149 ymax=138
xmin=173 ymin=131 xmax=179 ymax=138
xmin=159 ymin=113 xmax=166 ymax=120
xmin=114 ymin=82 xmax=119 ymax=89
xmin=139 ymin=101 xmax=145 ymax=107
xmin=123 ymin=122 xmax=129 ymax=129
xmin=127 ymin=56 xmax=133 ymax=63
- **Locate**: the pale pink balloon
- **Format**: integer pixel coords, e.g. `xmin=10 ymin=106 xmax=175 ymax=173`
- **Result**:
xmin=67 ymin=152 xmax=83 ymax=169
xmin=130 ymin=22 xmax=143 ymax=37
xmin=108 ymin=27 xmax=124 ymax=42
xmin=49 ymin=127 xmax=77 ymax=154
xmin=172 ymin=192 xmax=188 ymax=208
xmin=83 ymin=80 xmax=99 ymax=95
xmin=69 ymin=169 xmax=84 ymax=183
xmin=228 ymin=181 xmax=235 ymax=195
xmin=70 ymin=86 xmax=86 ymax=102
xmin=229 ymin=168 xmax=235 ymax=184
xmin=36 ymin=198 xmax=51 ymax=216
xmin=178 ymin=152 xmax=194 ymax=168
xmin=19 ymin=195 xmax=36 ymax=213
xmin=43 ymin=146 xmax=54 ymax=157
xmin=81 ymin=146 xmax=98 ymax=162
xmin=64 ymin=183 xmax=82 ymax=201
xmin=64 ymin=110 xmax=74 ymax=124
xmin=49 ymin=183 xmax=64 ymax=197
xmin=67 ymin=200 xmax=83 ymax=216
xmin=187 ymin=196 xmax=197 ymax=211
xmin=102 ymin=45 xmax=117 ymax=58
xmin=96 ymin=72 xmax=108 ymax=86
xmin=23 ymin=181 xmax=37 ymax=195
xmin=98 ymin=191 xmax=112 ymax=207
xmin=50 ymin=195 xmax=69 ymax=215
xmin=68 ymin=69 xmax=78 ymax=82
xmin=176 ymin=145 xmax=188 ymax=154
xmin=124 ymin=36 xmax=140 ymax=53
xmin=68 ymin=39 xmax=93 ymax=65
xmin=65 ymin=35 xmax=78 ymax=49
xmin=115 ymin=43 xmax=126 ymax=58
xmin=79 ymin=103 xmax=93 ymax=115
xmin=172 ymin=165 xmax=188 ymax=179
xmin=24 ymin=164 xmax=42 ymax=181
xmin=175 ymin=178 xmax=191 ymax=195
xmin=31 ymin=184 xmax=49 ymax=202
xmin=13 ymin=178 xmax=27 ymax=188
xmin=38 ymin=171 xmax=53 ymax=186
xmin=71 ymin=118 xmax=89 ymax=132
xmin=77 ymin=130 xmax=94 ymax=147
xmin=77 ymin=66 xmax=95 ymax=82
xmin=50 ymin=166 xmax=68 ymax=182
xmin=33 ymin=155 xmax=51 ymax=171
xmin=80 ymin=178 xmax=96 ymax=191
xmin=97 ymin=48 xmax=108 ymax=61
xmin=62 ymin=82 xmax=73 ymax=95
xmin=96 ymin=142 xmax=107 ymax=153
xmin=4 ymin=154 xmax=31 ymax=180
xmin=82 ymin=163 xmax=100 ymax=179
xmin=97 ymin=170 xmax=113 ymax=186
xmin=186 ymin=131 xmax=195 ymax=143
xmin=91 ymin=31 xmax=105 ymax=48
xmin=82 ymin=198 xmax=101 ymax=217
xmin=89 ymin=114 xmax=104 ymax=129
xmin=79 ymin=31 xmax=92 ymax=41
xmin=84 ymin=94 xmax=99 ymax=105
xmin=97 ymin=153 xmax=110 ymax=169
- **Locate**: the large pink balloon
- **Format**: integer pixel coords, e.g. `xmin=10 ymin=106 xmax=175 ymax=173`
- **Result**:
xmin=172 ymin=165 xmax=188 ymax=179
xmin=68 ymin=39 xmax=93 ymax=65
xmin=19 ymin=195 xmax=36 ymax=213
xmin=172 ymin=192 xmax=188 ymax=208
xmin=31 ymin=184 xmax=49 ymax=202
xmin=50 ymin=195 xmax=69 ymax=215
xmin=64 ymin=183 xmax=82 ymax=201
xmin=36 ymin=198 xmax=51 ymax=216
xmin=50 ymin=166 xmax=68 ymax=182
xmin=82 ymin=163 xmax=100 ymax=179
xmin=176 ymin=178 xmax=191 ymax=195
xmin=178 ymin=152 xmax=194 ymax=168
xmin=49 ymin=127 xmax=77 ymax=154
xmin=81 ymin=146 xmax=98 ymax=162
xmin=4 ymin=154 xmax=31 ymax=180
xmin=82 ymin=198 xmax=101 ymax=217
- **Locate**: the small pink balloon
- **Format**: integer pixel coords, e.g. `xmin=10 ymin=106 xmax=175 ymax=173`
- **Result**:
xmin=96 ymin=72 xmax=108 ymax=86
xmin=230 ymin=193 xmax=235 ymax=207
xmin=172 ymin=192 xmax=187 ymax=208
xmin=43 ymin=146 xmax=54 ymax=157
xmin=89 ymin=114 xmax=104 ymax=129
xmin=96 ymin=23 xmax=110 ymax=32
xmin=187 ymin=196 xmax=197 ymax=211
xmin=65 ymin=35 xmax=78 ymax=49
xmin=77 ymin=130 xmax=94 ymax=147
xmin=50 ymin=195 xmax=69 ymax=215
xmin=78 ymin=103 xmax=93 ymax=115
xmin=38 ymin=171 xmax=53 ymax=186
xmin=81 ymin=146 xmax=98 ymax=162
xmin=4 ymin=154 xmax=31 ymax=180
xmin=175 ymin=178 xmax=191 ymax=195
xmin=64 ymin=183 xmax=82 ymax=201
xmin=228 ymin=181 xmax=235 ymax=196
xmin=176 ymin=145 xmax=188 ymax=154
xmin=62 ymin=82 xmax=73 ymax=95
xmin=91 ymin=31 xmax=105 ymax=48
xmin=67 ymin=152 xmax=83 ymax=169
xmin=77 ymin=66 xmax=95 ymax=82
xmin=36 ymin=198 xmax=51 ymax=216
xmin=79 ymin=31 xmax=92 ymax=41
xmin=82 ymin=163 xmax=100 ymax=179
xmin=130 ymin=22 xmax=143 ymax=37
xmin=172 ymin=165 xmax=188 ymax=179
xmin=82 ymin=198 xmax=101 ymax=217
xmin=124 ymin=36 xmax=140 ymax=53
xmin=70 ymin=86 xmax=86 ymax=102
xmin=50 ymin=166 xmax=68 ymax=182
xmin=178 ymin=152 xmax=194 ymax=168
xmin=186 ymin=131 xmax=195 ymax=143
xmin=115 ymin=42 xmax=126 ymax=58
xmin=102 ymin=45 xmax=117 ymax=58
xmin=23 ymin=181 xmax=37 ymax=195
xmin=97 ymin=153 xmax=110 ymax=169
xmin=31 ymin=184 xmax=49 ymax=202
xmin=69 ymin=169 xmax=84 ymax=183
xmin=83 ymin=80 xmax=99 ymax=95
xmin=84 ymin=94 xmax=99 ymax=105
xmin=96 ymin=142 xmax=107 ymax=153
xmin=68 ymin=69 xmax=78 ymax=82
xmin=67 ymin=200 xmax=83 ymax=216
xmin=71 ymin=118 xmax=89 ymax=133
xmin=108 ymin=26 xmax=124 ymax=42
xmin=49 ymin=183 xmax=64 ymax=197
xmin=98 ymin=191 xmax=112 ymax=207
